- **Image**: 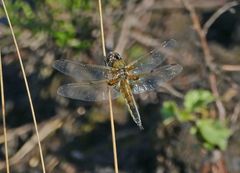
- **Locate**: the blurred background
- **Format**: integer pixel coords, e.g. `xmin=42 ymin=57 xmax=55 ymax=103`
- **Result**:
xmin=0 ymin=0 xmax=240 ymax=172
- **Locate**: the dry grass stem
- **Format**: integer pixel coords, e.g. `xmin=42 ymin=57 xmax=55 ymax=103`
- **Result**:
xmin=0 ymin=123 xmax=33 ymax=144
xmin=8 ymin=118 xmax=62 ymax=167
xmin=203 ymin=1 xmax=240 ymax=34
xmin=1 ymin=0 xmax=46 ymax=172
xmin=221 ymin=65 xmax=240 ymax=71
xmin=98 ymin=0 xmax=119 ymax=172
xmin=151 ymin=1 xmax=225 ymax=11
xmin=0 ymin=116 xmax=63 ymax=169
xmin=0 ymin=51 xmax=10 ymax=173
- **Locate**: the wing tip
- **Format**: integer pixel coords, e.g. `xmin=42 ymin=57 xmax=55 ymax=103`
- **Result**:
xmin=176 ymin=64 xmax=183 ymax=73
xmin=57 ymin=86 xmax=64 ymax=96
xmin=52 ymin=59 xmax=65 ymax=70
xmin=169 ymin=63 xmax=183 ymax=74
xmin=161 ymin=39 xmax=178 ymax=49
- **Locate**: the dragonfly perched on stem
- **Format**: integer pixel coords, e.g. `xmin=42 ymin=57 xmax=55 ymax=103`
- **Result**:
xmin=53 ymin=39 xmax=183 ymax=130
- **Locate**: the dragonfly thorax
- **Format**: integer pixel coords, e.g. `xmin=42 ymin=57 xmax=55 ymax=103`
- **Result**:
xmin=117 ymin=68 xmax=128 ymax=79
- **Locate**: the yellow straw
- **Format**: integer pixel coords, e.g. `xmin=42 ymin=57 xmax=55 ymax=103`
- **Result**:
xmin=98 ymin=0 xmax=119 ymax=172
xmin=1 ymin=1 xmax=46 ymax=172
xmin=0 ymin=51 xmax=10 ymax=173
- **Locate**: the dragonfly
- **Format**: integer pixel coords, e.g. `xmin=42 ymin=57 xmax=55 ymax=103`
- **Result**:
xmin=53 ymin=39 xmax=183 ymax=130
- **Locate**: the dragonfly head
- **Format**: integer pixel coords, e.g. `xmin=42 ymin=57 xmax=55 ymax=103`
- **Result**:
xmin=106 ymin=52 xmax=122 ymax=67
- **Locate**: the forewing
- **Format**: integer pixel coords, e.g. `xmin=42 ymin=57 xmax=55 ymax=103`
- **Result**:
xmin=131 ymin=64 xmax=182 ymax=94
xmin=128 ymin=39 xmax=177 ymax=74
xmin=57 ymin=81 xmax=120 ymax=101
xmin=53 ymin=59 xmax=112 ymax=81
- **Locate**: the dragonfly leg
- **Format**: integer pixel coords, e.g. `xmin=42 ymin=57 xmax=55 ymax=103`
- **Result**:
xmin=107 ymin=78 xmax=120 ymax=86
xmin=128 ymin=74 xmax=139 ymax=81
xmin=126 ymin=65 xmax=135 ymax=71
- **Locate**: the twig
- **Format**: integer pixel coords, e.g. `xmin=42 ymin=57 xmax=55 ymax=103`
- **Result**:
xmin=203 ymin=1 xmax=239 ymax=34
xmin=130 ymin=30 xmax=159 ymax=47
xmin=221 ymin=64 xmax=240 ymax=71
xmin=98 ymin=0 xmax=119 ymax=173
xmin=114 ymin=1 xmax=136 ymax=54
xmin=115 ymin=0 xmax=155 ymax=54
xmin=1 ymin=0 xmax=46 ymax=172
xmin=151 ymin=0 xmax=225 ymax=11
xmin=0 ymin=123 xmax=33 ymax=144
xmin=161 ymin=84 xmax=184 ymax=99
xmin=230 ymin=102 xmax=240 ymax=131
xmin=182 ymin=0 xmax=226 ymax=120
xmin=0 ymin=51 xmax=10 ymax=173
xmin=0 ymin=117 xmax=63 ymax=169
xmin=182 ymin=0 xmax=214 ymax=70
xmin=209 ymin=74 xmax=226 ymax=121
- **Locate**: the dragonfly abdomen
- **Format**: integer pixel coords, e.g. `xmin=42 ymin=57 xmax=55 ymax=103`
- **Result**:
xmin=120 ymin=80 xmax=144 ymax=130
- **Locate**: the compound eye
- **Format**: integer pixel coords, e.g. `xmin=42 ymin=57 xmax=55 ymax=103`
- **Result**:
xmin=115 ymin=53 xmax=121 ymax=60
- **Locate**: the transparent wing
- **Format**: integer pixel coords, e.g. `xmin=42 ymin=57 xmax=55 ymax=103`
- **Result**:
xmin=127 ymin=39 xmax=177 ymax=74
xmin=53 ymin=59 xmax=112 ymax=81
xmin=57 ymin=81 xmax=120 ymax=101
xmin=131 ymin=64 xmax=183 ymax=94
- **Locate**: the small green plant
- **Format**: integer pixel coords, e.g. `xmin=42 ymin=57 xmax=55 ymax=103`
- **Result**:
xmin=161 ymin=89 xmax=231 ymax=151
xmin=5 ymin=0 xmax=95 ymax=50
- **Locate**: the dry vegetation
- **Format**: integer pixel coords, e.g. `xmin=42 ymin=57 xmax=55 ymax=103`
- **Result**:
xmin=0 ymin=0 xmax=239 ymax=172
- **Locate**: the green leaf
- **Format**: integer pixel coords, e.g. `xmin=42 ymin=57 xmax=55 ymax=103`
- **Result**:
xmin=196 ymin=119 xmax=231 ymax=150
xmin=184 ymin=90 xmax=214 ymax=112
xmin=163 ymin=117 xmax=175 ymax=126
xmin=176 ymin=110 xmax=194 ymax=122
xmin=160 ymin=101 xmax=178 ymax=120
xmin=190 ymin=127 xmax=197 ymax=135
xmin=203 ymin=142 xmax=215 ymax=150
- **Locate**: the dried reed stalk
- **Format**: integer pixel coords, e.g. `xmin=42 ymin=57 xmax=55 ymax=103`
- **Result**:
xmin=0 ymin=51 xmax=10 ymax=173
xmin=98 ymin=0 xmax=119 ymax=172
xmin=1 ymin=0 xmax=46 ymax=172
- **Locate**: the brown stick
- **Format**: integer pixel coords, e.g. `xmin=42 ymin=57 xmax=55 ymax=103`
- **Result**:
xmin=0 ymin=116 xmax=63 ymax=170
xmin=221 ymin=65 xmax=240 ymax=71
xmin=209 ymin=74 xmax=226 ymax=121
xmin=182 ymin=0 xmax=226 ymax=120
xmin=151 ymin=0 xmax=225 ymax=11
xmin=115 ymin=0 xmax=155 ymax=54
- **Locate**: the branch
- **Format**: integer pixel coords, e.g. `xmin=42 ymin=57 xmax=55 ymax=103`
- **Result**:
xmin=203 ymin=1 xmax=239 ymax=34
xmin=115 ymin=0 xmax=155 ymax=54
xmin=221 ymin=64 xmax=240 ymax=71
xmin=182 ymin=0 xmax=226 ymax=120
xmin=151 ymin=0 xmax=226 ymax=11
xmin=0 ymin=116 xmax=64 ymax=170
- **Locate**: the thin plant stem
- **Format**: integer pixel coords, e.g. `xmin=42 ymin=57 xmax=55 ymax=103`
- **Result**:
xmin=0 ymin=51 xmax=10 ymax=173
xmin=108 ymin=89 xmax=119 ymax=173
xmin=98 ymin=0 xmax=107 ymax=57
xmin=203 ymin=1 xmax=239 ymax=34
xmin=98 ymin=0 xmax=119 ymax=173
xmin=182 ymin=0 xmax=226 ymax=121
xmin=1 ymin=1 xmax=46 ymax=172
